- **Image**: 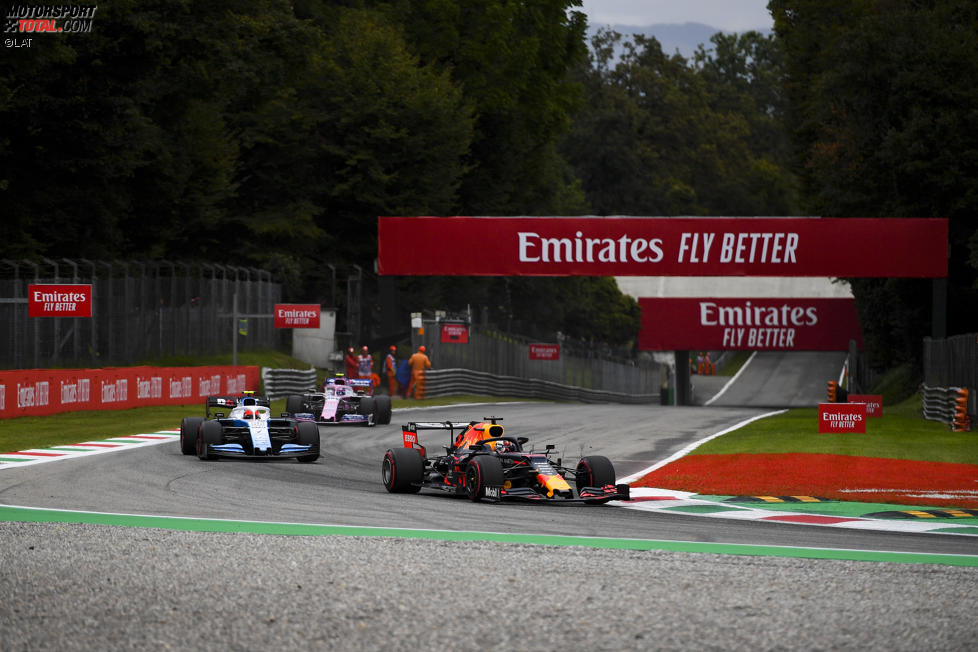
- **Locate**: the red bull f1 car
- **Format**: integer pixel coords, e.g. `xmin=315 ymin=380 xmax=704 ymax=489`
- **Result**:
xmin=179 ymin=393 xmax=320 ymax=462
xmin=286 ymin=376 xmax=392 ymax=426
xmin=381 ymin=417 xmax=630 ymax=503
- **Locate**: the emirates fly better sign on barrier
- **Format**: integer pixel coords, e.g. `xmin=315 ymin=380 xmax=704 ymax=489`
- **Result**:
xmin=818 ymin=402 xmax=867 ymax=434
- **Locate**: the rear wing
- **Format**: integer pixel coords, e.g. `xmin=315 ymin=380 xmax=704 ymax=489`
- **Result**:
xmin=400 ymin=421 xmax=475 ymax=457
xmin=206 ymin=394 xmax=270 ymax=418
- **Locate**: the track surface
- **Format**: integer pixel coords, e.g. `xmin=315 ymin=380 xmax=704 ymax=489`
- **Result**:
xmin=1 ymin=402 xmax=975 ymax=556
xmin=705 ymin=351 xmax=848 ymax=407
xmin=3 ymin=403 xmax=978 ymax=650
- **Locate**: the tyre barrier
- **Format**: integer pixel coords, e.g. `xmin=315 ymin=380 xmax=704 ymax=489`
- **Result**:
xmin=922 ymin=384 xmax=973 ymax=430
xmin=421 ymin=368 xmax=658 ymax=405
xmin=261 ymin=367 xmax=318 ymax=400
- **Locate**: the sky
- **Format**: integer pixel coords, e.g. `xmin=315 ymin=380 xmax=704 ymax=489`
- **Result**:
xmin=577 ymin=0 xmax=774 ymax=31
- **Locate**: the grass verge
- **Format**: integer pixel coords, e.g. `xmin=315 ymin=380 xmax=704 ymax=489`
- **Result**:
xmin=692 ymin=394 xmax=977 ymax=465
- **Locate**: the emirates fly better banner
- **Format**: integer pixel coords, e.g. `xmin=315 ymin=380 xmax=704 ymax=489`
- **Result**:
xmin=638 ymin=298 xmax=862 ymax=351
xmin=377 ymin=217 xmax=947 ymax=277
xmin=273 ymin=304 xmax=320 ymax=328
xmin=28 ymin=284 xmax=92 ymax=317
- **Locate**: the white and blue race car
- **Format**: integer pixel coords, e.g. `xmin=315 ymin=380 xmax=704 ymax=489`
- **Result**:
xmin=179 ymin=394 xmax=320 ymax=462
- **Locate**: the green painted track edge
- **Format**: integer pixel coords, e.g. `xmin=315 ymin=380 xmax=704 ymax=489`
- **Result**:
xmin=1 ymin=505 xmax=977 ymax=567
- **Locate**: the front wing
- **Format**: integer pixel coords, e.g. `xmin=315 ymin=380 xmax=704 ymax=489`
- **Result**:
xmin=495 ymin=483 xmax=631 ymax=504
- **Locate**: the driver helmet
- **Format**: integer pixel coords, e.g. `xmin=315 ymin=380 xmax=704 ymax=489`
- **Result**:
xmin=243 ymin=409 xmax=257 ymax=420
xmin=495 ymin=439 xmax=513 ymax=453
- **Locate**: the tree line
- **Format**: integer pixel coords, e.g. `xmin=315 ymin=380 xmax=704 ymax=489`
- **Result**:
xmin=3 ymin=0 xmax=974 ymax=368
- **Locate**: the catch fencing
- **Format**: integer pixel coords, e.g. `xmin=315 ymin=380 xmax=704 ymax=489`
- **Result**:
xmin=261 ymin=367 xmax=318 ymax=400
xmin=416 ymin=321 xmax=661 ymax=402
xmin=0 ymin=259 xmax=282 ymax=369
xmin=922 ymin=334 xmax=976 ymax=424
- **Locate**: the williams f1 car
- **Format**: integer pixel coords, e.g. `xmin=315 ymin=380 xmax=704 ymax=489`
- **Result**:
xmin=179 ymin=393 xmax=320 ymax=462
xmin=382 ymin=418 xmax=630 ymax=503
xmin=286 ymin=376 xmax=392 ymax=426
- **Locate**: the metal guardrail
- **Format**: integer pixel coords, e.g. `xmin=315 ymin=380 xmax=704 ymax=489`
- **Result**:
xmin=261 ymin=367 xmax=318 ymax=400
xmin=921 ymin=384 xmax=966 ymax=425
xmin=422 ymin=368 xmax=659 ymax=404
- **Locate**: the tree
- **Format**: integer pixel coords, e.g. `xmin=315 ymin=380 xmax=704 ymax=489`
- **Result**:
xmin=772 ymin=0 xmax=978 ymax=370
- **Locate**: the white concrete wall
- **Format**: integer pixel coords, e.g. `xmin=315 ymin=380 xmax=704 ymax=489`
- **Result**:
xmin=292 ymin=310 xmax=336 ymax=368
xmin=615 ymin=276 xmax=853 ymax=299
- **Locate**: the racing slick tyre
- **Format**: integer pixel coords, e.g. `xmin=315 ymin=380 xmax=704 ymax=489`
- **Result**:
xmin=197 ymin=420 xmax=222 ymax=461
xmin=359 ymin=397 xmax=376 ymax=425
xmin=180 ymin=417 xmax=204 ymax=456
xmin=295 ymin=421 xmax=320 ymax=464
xmin=575 ymin=455 xmax=616 ymax=493
xmin=382 ymin=447 xmax=423 ymax=493
xmin=464 ymin=456 xmax=504 ymax=502
xmin=374 ymin=395 xmax=392 ymax=425
xmin=285 ymin=395 xmax=305 ymax=416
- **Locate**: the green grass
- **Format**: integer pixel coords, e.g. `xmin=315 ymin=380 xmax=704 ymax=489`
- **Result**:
xmin=716 ymin=351 xmax=753 ymax=377
xmin=694 ymin=394 xmax=978 ymax=465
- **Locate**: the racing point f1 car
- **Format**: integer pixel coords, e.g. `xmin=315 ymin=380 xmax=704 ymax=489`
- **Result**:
xmin=381 ymin=418 xmax=630 ymax=503
xmin=179 ymin=393 xmax=320 ymax=462
xmin=286 ymin=376 xmax=392 ymax=426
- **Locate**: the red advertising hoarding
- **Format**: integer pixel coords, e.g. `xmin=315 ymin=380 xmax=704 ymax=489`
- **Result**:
xmin=848 ymin=394 xmax=883 ymax=417
xmin=440 ymin=323 xmax=469 ymax=343
xmin=0 ymin=366 xmax=260 ymax=419
xmin=274 ymin=304 xmax=321 ymax=329
xmin=638 ymin=298 xmax=862 ymax=351
xmin=377 ymin=217 xmax=947 ymax=277
xmin=529 ymin=344 xmax=560 ymax=360
xmin=818 ymin=402 xmax=867 ymax=433
xmin=28 ymin=284 xmax=92 ymax=317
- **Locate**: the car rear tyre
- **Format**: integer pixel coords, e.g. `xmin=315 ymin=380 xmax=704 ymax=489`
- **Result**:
xmin=180 ymin=417 xmax=204 ymax=456
xmin=374 ymin=395 xmax=392 ymax=425
xmin=296 ymin=421 xmax=320 ymax=463
xmin=382 ymin=447 xmax=423 ymax=493
xmin=575 ymin=455 xmax=615 ymax=492
xmin=197 ymin=420 xmax=222 ymax=460
xmin=465 ymin=456 xmax=504 ymax=502
xmin=285 ymin=395 xmax=304 ymax=415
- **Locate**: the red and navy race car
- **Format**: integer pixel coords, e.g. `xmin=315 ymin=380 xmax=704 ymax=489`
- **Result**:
xmin=381 ymin=417 xmax=629 ymax=503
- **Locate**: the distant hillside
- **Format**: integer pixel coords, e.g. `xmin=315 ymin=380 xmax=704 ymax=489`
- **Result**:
xmin=587 ymin=21 xmax=774 ymax=60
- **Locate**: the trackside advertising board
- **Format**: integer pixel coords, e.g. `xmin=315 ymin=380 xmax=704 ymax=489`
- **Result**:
xmin=529 ymin=344 xmax=560 ymax=360
xmin=848 ymin=394 xmax=883 ymax=417
xmin=638 ymin=298 xmax=862 ymax=351
xmin=440 ymin=323 xmax=469 ymax=343
xmin=0 ymin=366 xmax=259 ymax=418
xmin=377 ymin=217 xmax=947 ymax=277
xmin=28 ymin=284 xmax=92 ymax=317
xmin=818 ymin=403 xmax=867 ymax=433
xmin=274 ymin=304 xmax=321 ymax=329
